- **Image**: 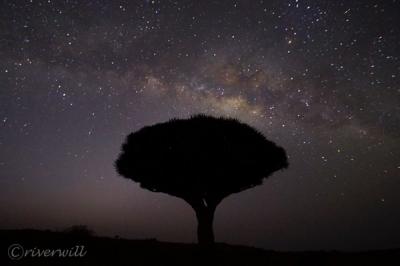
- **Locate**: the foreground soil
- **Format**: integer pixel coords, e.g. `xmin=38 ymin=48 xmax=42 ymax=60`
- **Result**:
xmin=1 ymin=229 xmax=398 ymax=266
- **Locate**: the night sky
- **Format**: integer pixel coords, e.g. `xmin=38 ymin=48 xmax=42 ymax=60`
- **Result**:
xmin=0 ymin=0 xmax=399 ymax=251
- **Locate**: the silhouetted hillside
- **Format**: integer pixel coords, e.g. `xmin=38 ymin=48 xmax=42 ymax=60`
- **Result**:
xmin=0 ymin=229 xmax=398 ymax=266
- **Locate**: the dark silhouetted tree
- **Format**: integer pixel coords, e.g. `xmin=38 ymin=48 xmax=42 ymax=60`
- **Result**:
xmin=115 ymin=114 xmax=288 ymax=245
xmin=63 ymin=225 xmax=94 ymax=237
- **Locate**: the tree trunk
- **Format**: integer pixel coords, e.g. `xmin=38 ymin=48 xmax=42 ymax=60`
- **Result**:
xmin=195 ymin=205 xmax=215 ymax=245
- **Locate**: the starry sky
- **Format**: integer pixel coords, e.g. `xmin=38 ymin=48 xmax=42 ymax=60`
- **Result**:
xmin=0 ymin=0 xmax=399 ymax=251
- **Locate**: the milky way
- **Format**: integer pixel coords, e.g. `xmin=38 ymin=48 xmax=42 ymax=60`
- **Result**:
xmin=0 ymin=0 xmax=399 ymax=250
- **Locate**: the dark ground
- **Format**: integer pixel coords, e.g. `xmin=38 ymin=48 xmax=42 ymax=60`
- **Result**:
xmin=0 ymin=229 xmax=398 ymax=266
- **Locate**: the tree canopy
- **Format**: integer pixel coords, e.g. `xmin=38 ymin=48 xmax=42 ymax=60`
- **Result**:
xmin=115 ymin=114 xmax=288 ymax=244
